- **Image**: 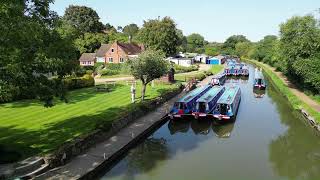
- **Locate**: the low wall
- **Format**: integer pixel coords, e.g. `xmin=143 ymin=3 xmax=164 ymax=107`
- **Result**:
xmin=44 ymin=85 xmax=183 ymax=168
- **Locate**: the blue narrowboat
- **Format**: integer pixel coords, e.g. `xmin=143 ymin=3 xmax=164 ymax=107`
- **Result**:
xmin=253 ymin=69 xmax=266 ymax=90
xmin=169 ymin=85 xmax=211 ymax=119
xmin=192 ymin=86 xmax=225 ymax=119
xmin=211 ymin=73 xmax=226 ymax=86
xmin=213 ymin=86 xmax=241 ymax=120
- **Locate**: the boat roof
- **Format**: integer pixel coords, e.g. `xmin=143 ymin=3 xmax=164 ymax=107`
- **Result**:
xmin=254 ymin=71 xmax=264 ymax=79
xmin=217 ymin=86 xmax=240 ymax=104
xmin=197 ymin=86 xmax=224 ymax=103
xmin=177 ymin=84 xmax=211 ymax=103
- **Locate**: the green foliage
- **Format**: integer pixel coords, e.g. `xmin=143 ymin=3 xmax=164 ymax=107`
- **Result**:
xmin=99 ymin=69 xmax=120 ymax=76
xmin=107 ymin=31 xmax=129 ymax=43
xmin=74 ymin=33 xmax=108 ymax=54
xmin=138 ymin=17 xmax=180 ymax=56
xmin=176 ymin=29 xmax=188 ymax=52
xmin=85 ymin=70 xmax=93 ymax=75
xmin=210 ymin=65 xmax=224 ymax=74
xmin=174 ymin=64 xmax=199 ymax=73
xmin=0 ymin=0 xmax=78 ymax=106
xmin=128 ymin=49 xmax=169 ymax=100
xmin=63 ymin=75 xmax=95 ymax=90
xmin=223 ymin=35 xmax=250 ymax=50
xmin=187 ymin=33 xmax=205 ymax=53
xmin=235 ymin=42 xmax=253 ymax=58
xmin=123 ymin=23 xmax=139 ymax=42
xmin=205 ymin=44 xmax=221 ymax=56
xmin=63 ymin=5 xmax=104 ymax=34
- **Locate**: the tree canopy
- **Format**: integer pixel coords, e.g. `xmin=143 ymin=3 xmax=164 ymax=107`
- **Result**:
xmin=0 ymin=0 xmax=78 ymax=106
xmin=138 ymin=17 xmax=180 ymax=56
xmin=123 ymin=24 xmax=139 ymax=43
xmin=128 ymin=50 xmax=168 ymax=100
xmin=223 ymin=35 xmax=250 ymax=53
xmin=187 ymin=33 xmax=205 ymax=53
xmin=63 ymin=5 xmax=104 ymax=34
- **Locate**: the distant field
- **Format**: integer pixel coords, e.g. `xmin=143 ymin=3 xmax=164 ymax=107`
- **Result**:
xmin=0 ymin=81 xmax=177 ymax=158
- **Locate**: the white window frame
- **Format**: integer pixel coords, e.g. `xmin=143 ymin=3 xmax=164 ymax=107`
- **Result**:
xmin=119 ymin=57 xmax=124 ymax=63
xmin=109 ymin=57 xmax=113 ymax=63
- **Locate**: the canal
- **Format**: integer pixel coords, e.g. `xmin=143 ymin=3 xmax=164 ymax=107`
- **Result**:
xmin=98 ymin=65 xmax=320 ymax=180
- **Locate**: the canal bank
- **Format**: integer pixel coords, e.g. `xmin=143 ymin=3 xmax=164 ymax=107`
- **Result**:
xmin=98 ymin=65 xmax=320 ymax=180
xmin=244 ymin=59 xmax=320 ymax=130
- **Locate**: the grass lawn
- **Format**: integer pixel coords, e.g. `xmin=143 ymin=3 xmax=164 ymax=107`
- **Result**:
xmin=0 ymin=81 xmax=178 ymax=159
xmin=210 ymin=65 xmax=224 ymax=74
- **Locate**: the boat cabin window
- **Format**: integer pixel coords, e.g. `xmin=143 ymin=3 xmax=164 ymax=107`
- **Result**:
xmin=198 ymin=102 xmax=207 ymax=113
xmin=175 ymin=102 xmax=185 ymax=110
xmin=217 ymin=104 xmax=229 ymax=115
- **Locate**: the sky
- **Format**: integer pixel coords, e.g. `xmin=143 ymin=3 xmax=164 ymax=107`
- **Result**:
xmin=50 ymin=0 xmax=320 ymax=42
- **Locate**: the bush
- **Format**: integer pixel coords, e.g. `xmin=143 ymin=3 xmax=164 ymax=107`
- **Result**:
xmin=63 ymin=75 xmax=94 ymax=90
xmin=174 ymin=64 xmax=199 ymax=73
xmin=86 ymin=70 xmax=93 ymax=75
xmin=99 ymin=69 xmax=120 ymax=76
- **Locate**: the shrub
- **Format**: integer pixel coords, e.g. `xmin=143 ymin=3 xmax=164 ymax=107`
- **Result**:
xmin=86 ymin=70 xmax=93 ymax=75
xmin=99 ymin=69 xmax=119 ymax=76
xmin=174 ymin=64 xmax=199 ymax=73
xmin=63 ymin=75 xmax=94 ymax=90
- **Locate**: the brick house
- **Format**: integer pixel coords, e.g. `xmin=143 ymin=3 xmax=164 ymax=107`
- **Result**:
xmin=96 ymin=41 xmax=144 ymax=64
xmin=79 ymin=53 xmax=96 ymax=66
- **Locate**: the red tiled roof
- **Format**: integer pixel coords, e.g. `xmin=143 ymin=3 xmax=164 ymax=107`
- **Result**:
xmin=96 ymin=44 xmax=111 ymax=57
xmin=117 ymin=42 xmax=143 ymax=55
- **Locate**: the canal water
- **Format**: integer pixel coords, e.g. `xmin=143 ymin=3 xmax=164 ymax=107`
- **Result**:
xmin=98 ymin=65 xmax=320 ymax=180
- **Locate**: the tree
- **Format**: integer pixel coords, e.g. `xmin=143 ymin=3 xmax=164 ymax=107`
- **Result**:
xmin=176 ymin=29 xmax=187 ymax=52
xmin=63 ymin=5 xmax=104 ymax=34
xmin=123 ymin=24 xmax=139 ymax=43
xmin=235 ymin=42 xmax=253 ymax=58
xmin=249 ymin=35 xmax=278 ymax=63
xmin=187 ymin=33 xmax=205 ymax=53
xmin=138 ymin=17 xmax=180 ymax=56
xmin=0 ymin=0 xmax=78 ymax=106
xmin=205 ymin=43 xmax=223 ymax=56
xmin=279 ymin=15 xmax=320 ymax=75
xmin=223 ymin=35 xmax=250 ymax=53
xmin=128 ymin=50 xmax=168 ymax=101
xmin=105 ymin=23 xmax=116 ymax=32
xmin=74 ymin=33 xmax=108 ymax=54
xmin=117 ymin=26 xmax=123 ymax=32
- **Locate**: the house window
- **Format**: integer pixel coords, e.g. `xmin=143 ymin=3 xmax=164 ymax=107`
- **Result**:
xmin=119 ymin=58 xmax=124 ymax=63
xmin=83 ymin=61 xmax=86 ymax=64
xmin=109 ymin=57 xmax=113 ymax=63
xmin=111 ymin=48 xmax=114 ymax=53
xmin=88 ymin=61 xmax=91 ymax=65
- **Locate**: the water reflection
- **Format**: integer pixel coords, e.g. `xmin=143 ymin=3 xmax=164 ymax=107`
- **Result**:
xmin=211 ymin=122 xmax=235 ymax=138
xmin=253 ymin=89 xmax=266 ymax=98
xmin=267 ymin=83 xmax=320 ymax=180
xmin=168 ymin=119 xmax=235 ymax=138
xmin=226 ymin=76 xmax=249 ymax=84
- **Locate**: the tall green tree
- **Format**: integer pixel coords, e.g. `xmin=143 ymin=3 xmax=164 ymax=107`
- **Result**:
xmin=63 ymin=5 xmax=104 ymax=34
xmin=223 ymin=35 xmax=250 ymax=54
xmin=128 ymin=50 xmax=168 ymax=101
xmin=74 ymin=33 xmax=108 ymax=54
xmin=279 ymin=15 xmax=320 ymax=75
xmin=176 ymin=29 xmax=187 ymax=52
xmin=0 ymin=0 xmax=78 ymax=106
xmin=123 ymin=24 xmax=139 ymax=43
xmin=235 ymin=42 xmax=253 ymax=58
xmin=187 ymin=33 xmax=205 ymax=53
xmin=138 ymin=17 xmax=180 ymax=56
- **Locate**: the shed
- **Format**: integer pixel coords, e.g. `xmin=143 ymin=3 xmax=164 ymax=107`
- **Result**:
xmin=206 ymin=57 xmax=221 ymax=65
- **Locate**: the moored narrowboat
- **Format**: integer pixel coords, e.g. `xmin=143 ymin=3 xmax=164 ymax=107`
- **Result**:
xmin=253 ymin=69 xmax=266 ymax=90
xmin=169 ymin=85 xmax=211 ymax=119
xmin=211 ymin=73 xmax=226 ymax=86
xmin=240 ymin=64 xmax=249 ymax=76
xmin=192 ymin=86 xmax=225 ymax=119
xmin=213 ymin=86 xmax=241 ymax=121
